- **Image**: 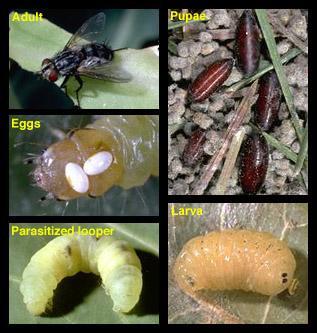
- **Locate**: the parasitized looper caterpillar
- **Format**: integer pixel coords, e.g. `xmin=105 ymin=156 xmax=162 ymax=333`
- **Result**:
xmin=20 ymin=234 xmax=142 ymax=315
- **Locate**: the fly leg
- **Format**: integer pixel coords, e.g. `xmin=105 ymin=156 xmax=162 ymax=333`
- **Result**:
xmin=60 ymin=74 xmax=81 ymax=109
xmin=61 ymin=75 xmax=78 ymax=109
xmin=74 ymin=74 xmax=83 ymax=108
xmin=60 ymin=75 xmax=70 ymax=97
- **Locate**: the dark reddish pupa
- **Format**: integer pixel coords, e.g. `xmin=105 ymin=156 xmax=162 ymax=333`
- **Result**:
xmin=188 ymin=59 xmax=233 ymax=102
xmin=239 ymin=133 xmax=268 ymax=194
xmin=236 ymin=9 xmax=261 ymax=76
xmin=182 ymin=128 xmax=206 ymax=166
xmin=255 ymin=71 xmax=281 ymax=131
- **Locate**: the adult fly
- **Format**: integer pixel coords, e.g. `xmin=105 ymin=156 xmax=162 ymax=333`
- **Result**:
xmin=40 ymin=12 xmax=132 ymax=108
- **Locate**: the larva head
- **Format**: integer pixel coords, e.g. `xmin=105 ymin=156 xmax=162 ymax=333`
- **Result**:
xmin=251 ymin=243 xmax=297 ymax=296
xmin=96 ymin=238 xmax=143 ymax=312
xmin=173 ymin=236 xmax=205 ymax=294
xmin=106 ymin=265 xmax=143 ymax=313
xmin=33 ymin=129 xmax=124 ymax=200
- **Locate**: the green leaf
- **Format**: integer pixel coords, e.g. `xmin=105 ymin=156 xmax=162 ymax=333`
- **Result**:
xmin=9 ymin=12 xmax=159 ymax=109
xmin=168 ymin=203 xmax=308 ymax=324
xmin=9 ymin=223 xmax=159 ymax=324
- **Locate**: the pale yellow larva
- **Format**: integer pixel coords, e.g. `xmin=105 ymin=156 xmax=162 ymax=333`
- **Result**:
xmin=173 ymin=230 xmax=296 ymax=296
xmin=20 ymin=234 xmax=142 ymax=315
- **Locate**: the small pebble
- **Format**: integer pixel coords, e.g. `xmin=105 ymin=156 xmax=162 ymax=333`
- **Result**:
xmin=201 ymin=42 xmax=219 ymax=55
xmin=177 ymin=41 xmax=189 ymax=58
xmin=289 ymin=13 xmax=307 ymax=40
xmin=275 ymin=119 xmax=297 ymax=146
xmin=199 ymin=31 xmax=212 ymax=43
xmin=192 ymin=112 xmax=213 ymax=129
xmin=169 ymin=56 xmax=189 ymax=70
xmin=277 ymin=40 xmax=292 ymax=55
xmin=170 ymin=70 xmax=182 ymax=81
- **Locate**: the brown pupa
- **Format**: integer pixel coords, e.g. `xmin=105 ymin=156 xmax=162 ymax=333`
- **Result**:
xmin=188 ymin=59 xmax=233 ymax=102
xmin=173 ymin=229 xmax=296 ymax=296
xmin=236 ymin=10 xmax=261 ymax=76
xmin=182 ymin=128 xmax=206 ymax=167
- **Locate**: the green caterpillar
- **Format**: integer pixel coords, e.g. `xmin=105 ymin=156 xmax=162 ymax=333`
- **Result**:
xmin=20 ymin=235 xmax=142 ymax=315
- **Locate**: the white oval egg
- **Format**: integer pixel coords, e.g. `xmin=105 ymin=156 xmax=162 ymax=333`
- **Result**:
xmin=65 ymin=163 xmax=89 ymax=193
xmin=83 ymin=151 xmax=113 ymax=176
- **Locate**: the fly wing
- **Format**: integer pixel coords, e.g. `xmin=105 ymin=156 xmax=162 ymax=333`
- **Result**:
xmin=64 ymin=12 xmax=106 ymax=50
xmin=77 ymin=62 xmax=132 ymax=82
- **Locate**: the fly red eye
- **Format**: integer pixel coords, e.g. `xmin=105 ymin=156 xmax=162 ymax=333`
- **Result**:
xmin=48 ymin=70 xmax=58 ymax=82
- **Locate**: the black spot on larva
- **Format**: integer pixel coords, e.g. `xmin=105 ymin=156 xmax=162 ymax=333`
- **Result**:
xmin=282 ymin=273 xmax=288 ymax=277
xmin=282 ymin=278 xmax=288 ymax=284
xmin=243 ymin=240 xmax=247 ymax=243
xmin=66 ymin=246 xmax=72 ymax=256
xmin=185 ymin=276 xmax=195 ymax=287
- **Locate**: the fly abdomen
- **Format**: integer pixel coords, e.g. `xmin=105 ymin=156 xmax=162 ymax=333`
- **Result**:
xmin=82 ymin=43 xmax=113 ymax=61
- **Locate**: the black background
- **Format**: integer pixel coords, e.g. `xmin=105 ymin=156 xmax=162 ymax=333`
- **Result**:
xmin=3 ymin=0 xmax=314 ymax=331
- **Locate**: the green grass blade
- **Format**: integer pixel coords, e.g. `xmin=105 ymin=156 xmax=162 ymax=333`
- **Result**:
xmin=168 ymin=39 xmax=178 ymax=55
xmin=168 ymin=19 xmax=207 ymax=30
xmin=255 ymin=9 xmax=303 ymax=142
xmin=227 ymin=48 xmax=302 ymax=92
xmin=294 ymin=122 xmax=308 ymax=176
xmin=261 ymin=131 xmax=298 ymax=163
